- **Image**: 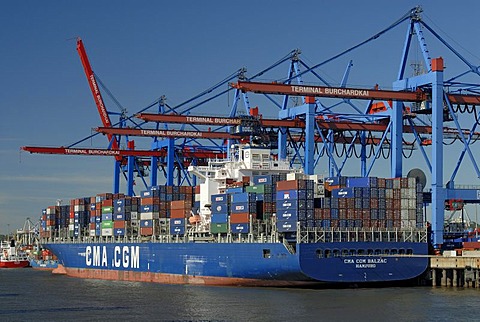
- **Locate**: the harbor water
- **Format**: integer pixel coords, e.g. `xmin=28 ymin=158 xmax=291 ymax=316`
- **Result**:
xmin=0 ymin=269 xmax=478 ymax=321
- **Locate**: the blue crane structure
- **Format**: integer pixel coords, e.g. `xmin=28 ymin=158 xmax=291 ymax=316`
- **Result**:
xmin=22 ymin=6 xmax=480 ymax=248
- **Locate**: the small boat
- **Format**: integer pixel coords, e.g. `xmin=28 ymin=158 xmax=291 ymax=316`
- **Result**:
xmin=29 ymin=248 xmax=58 ymax=270
xmin=0 ymin=240 xmax=30 ymax=268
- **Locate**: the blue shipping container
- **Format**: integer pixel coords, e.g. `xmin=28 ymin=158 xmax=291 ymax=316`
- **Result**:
xmin=275 ymin=190 xmax=307 ymax=201
xmin=325 ymin=177 xmax=341 ymax=186
xmin=170 ymin=218 xmax=185 ymax=226
xmin=210 ymin=202 xmax=229 ymax=214
xmin=102 ymin=213 xmax=113 ymax=221
xmin=332 ymin=187 xmax=354 ymax=198
xmin=347 ymin=177 xmax=371 ymax=188
xmin=253 ymin=175 xmax=272 ymax=185
xmin=211 ymin=213 xmax=228 ymax=223
xmin=211 ymin=193 xmax=228 ymax=203
xmin=277 ymin=209 xmax=298 ymax=220
xmin=276 ymin=219 xmax=297 ymax=232
xmin=226 ymin=187 xmax=244 ymax=194
xmin=230 ymin=192 xmax=256 ymax=204
xmin=114 ymin=228 xmax=126 ymax=236
xmin=230 ymin=223 xmax=249 ymax=233
xmin=115 ymin=199 xmax=131 ymax=206
xmin=140 ymin=219 xmax=153 ymax=227
xmin=170 ymin=225 xmax=185 ymax=235
xmin=230 ymin=202 xmax=256 ymax=213
xmin=140 ymin=204 xmax=159 ymax=213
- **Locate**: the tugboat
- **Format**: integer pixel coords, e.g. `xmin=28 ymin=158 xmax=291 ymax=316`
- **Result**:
xmin=0 ymin=240 xmax=30 ymax=268
xmin=29 ymin=248 xmax=58 ymax=270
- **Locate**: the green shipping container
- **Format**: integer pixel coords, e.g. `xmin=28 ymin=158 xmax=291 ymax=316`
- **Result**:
xmin=246 ymin=184 xmax=273 ymax=194
xmin=246 ymin=185 xmax=265 ymax=194
xmin=102 ymin=206 xmax=113 ymax=214
xmin=101 ymin=220 xmax=114 ymax=229
xmin=210 ymin=223 xmax=228 ymax=234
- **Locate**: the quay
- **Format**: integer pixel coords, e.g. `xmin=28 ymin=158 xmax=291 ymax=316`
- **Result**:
xmin=430 ymin=251 xmax=480 ymax=288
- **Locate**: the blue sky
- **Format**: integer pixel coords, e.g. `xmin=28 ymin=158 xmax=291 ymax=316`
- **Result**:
xmin=2 ymin=1 xmax=480 ymax=233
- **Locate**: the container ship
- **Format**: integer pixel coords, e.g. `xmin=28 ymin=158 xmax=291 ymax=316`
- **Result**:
xmin=39 ymin=144 xmax=429 ymax=286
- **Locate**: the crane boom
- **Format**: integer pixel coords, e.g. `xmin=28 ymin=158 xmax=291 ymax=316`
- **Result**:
xmin=21 ymin=146 xmax=227 ymax=159
xmin=96 ymin=127 xmax=243 ymax=139
xmin=136 ymin=113 xmax=305 ymax=128
xmin=21 ymin=146 xmax=164 ymax=157
xmin=232 ymin=81 xmax=427 ymax=102
xmin=232 ymin=81 xmax=480 ymax=105
xmin=76 ymin=38 xmax=121 ymax=158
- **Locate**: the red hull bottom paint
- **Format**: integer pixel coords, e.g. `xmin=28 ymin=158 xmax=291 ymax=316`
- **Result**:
xmin=55 ymin=266 xmax=319 ymax=287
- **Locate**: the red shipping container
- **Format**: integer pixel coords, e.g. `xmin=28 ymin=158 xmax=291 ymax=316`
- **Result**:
xmin=140 ymin=227 xmax=153 ymax=236
xmin=141 ymin=197 xmax=160 ymax=205
xmin=170 ymin=208 xmax=189 ymax=218
xmin=230 ymin=213 xmax=251 ymax=223
xmin=170 ymin=200 xmax=191 ymax=210
xmin=102 ymin=199 xmax=113 ymax=207
xmin=114 ymin=221 xmax=127 ymax=229
xmin=277 ymin=180 xmax=299 ymax=191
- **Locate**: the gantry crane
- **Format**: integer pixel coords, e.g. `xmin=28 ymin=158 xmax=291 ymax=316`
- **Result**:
xmin=21 ymin=6 xmax=480 ymax=249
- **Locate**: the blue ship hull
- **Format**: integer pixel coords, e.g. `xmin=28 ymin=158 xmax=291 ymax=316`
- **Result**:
xmin=44 ymin=241 xmax=429 ymax=286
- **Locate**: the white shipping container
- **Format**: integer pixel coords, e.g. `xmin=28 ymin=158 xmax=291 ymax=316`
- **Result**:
xmin=392 ymin=179 xmax=401 ymax=189
xmin=287 ymin=172 xmax=306 ymax=181
xmin=400 ymin=209 xmax=409 ymax=219
xmin=101 ymin=228 xmax=113 ymax=236
xmin=141 ymin=212 xmax=159 ymax=220
xmin=462 ymin=250 xmax=480 ymax=257
xmin=408 ymin=177 xmax=416 ymax=188
xmin=443 ymin=250 xmax=457 ymax=257
xmin=68 ymin=224 xmax=75 ymax=231
xmin=385 ymin=189 xmax=393 ymax=199
xmin=89 ymin=230 xmax=96 ymax=236
xmin=400 ymin=219 xmax=416 ymax=228
xmin=74 ymin=205 xmax=85 ymax=212
xmin=401 ymin=199 xmax=409 ymax=209
xmin=408 ymin=199 xmax=417 ymax=210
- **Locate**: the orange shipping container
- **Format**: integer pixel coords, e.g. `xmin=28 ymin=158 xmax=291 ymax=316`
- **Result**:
xmin=140 ymin=227 xmax=153 ymax=236
xmin=170 ymin=200 xmax=191 ymax=210
xmin=141 ymin=197 xmax=160 ymax=205
xmin=230 ymin=213 xmax=251 ymax=224
xmin=102 ymin=199 xmax=113 ymax=207
xmin=170 ymin=208 xmax=189 ymax=218
xmin=114 ymin=221 xmax=127 ymax=229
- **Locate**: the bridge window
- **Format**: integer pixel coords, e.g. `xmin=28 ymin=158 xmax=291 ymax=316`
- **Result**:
xmin=384 ymin=249 xmax=390 ymax=256
xmin=342 ymin=249 xmax=349 ymax=257
xmin=375 ymin=249 xmax=382 ymax=255
xmin=316 ymin=249 xmax=324 ymax=258
xmin=349 ymin=249 xmax=356 ymax=256
xmin=357 ymin=249 xmax=365 ymax=256
xmin=406 ymin=249 xmax=413 ymax=255
xmin=367 ymin=249 xmax=374 ymax=256
xmin=391 ymin=249 xmax=398 ymax=255
xmin=399 ymin=249 xmax=406 ymax=255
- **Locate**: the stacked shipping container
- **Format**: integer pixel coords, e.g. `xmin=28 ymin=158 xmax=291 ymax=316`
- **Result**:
xmin=39 ymin=175 xmax=425 ymax=239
